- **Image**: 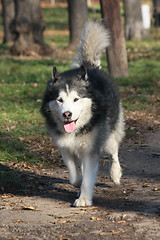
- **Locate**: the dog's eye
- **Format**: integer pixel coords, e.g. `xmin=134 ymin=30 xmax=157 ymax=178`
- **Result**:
xmin=57 ymin=98 xmax=63 ymax=103
xmin=73 ymin=98 xmax=79 ymax=102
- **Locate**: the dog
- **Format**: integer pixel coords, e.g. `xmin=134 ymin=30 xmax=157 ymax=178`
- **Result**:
xmin=41 ymin=21 xmax=125 ymax=207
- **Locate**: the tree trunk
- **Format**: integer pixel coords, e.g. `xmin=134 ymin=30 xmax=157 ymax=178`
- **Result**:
xmin=67 ymin=0 xmax=88 ymax=48
xmin=100 ymin=0 xmax=128 ymax=78
xmin=124 ymin=0 xmax=145 ymax=40
xmin=153 ymin=0 xmax=160 ymax=27
xmin=11 ymin=0 xmax=52 ymax=55
xmin=1 ymin=0 xmax=15 ymax=43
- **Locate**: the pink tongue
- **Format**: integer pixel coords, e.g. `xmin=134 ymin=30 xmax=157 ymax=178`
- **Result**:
xmin=64 ymin=121 xmax=76 ymax=133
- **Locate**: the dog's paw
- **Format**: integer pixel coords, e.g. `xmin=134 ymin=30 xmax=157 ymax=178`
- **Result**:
xmin=110 ymin=163 xmax=122 ymax=185
xmin=73 ymin=198 xmax=92 ymax=207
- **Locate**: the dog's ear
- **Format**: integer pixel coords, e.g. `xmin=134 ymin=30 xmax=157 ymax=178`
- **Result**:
xmin=80 ymin=66 xmax=88 ymax=81
xmin=51 ymin=66 xmax=59 ymax=83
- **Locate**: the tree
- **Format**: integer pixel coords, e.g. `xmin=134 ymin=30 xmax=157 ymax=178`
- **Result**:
xmin=67 ymin=0 xmax=88 ymax=48
xmin=153 ymin=0 xmax=160 ymax=27
xmin=11 ymin=0 xmax=52 ymax=55
xmin=124 ymin=0 xmax=145 ymax=40
xmin=100 ymin=0 xmax=128 ymax=77
xmin=1 ymin=0 xmax=15 ymax=43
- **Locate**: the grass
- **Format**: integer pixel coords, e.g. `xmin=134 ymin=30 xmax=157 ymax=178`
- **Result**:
xmin=0 ymin=4 xmax=160 ymax=173
xmin=43 ymin=6 xmax=68 ymax=30
xmin=117 ymin=58 xmax=160 ymax=111
xmin=0 ymin=58 xmax=70 ymax=166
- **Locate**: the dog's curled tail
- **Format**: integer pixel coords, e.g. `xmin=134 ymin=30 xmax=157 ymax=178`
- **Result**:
xmin=72 ymin=21 xmax=110 ymax=69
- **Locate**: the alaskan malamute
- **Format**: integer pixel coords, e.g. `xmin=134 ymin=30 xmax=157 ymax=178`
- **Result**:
xmin=41 ymin=21 xmax=125 ymax=207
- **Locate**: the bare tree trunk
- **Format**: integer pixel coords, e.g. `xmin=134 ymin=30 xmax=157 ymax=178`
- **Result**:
xmin=153 ymin=0 xmax=160 ymax=27
xmin=67 ymin=0 xmax=88 ymax=48
xmin=100 ymin=0 xmax=128 ymax=78
xmin=1 ymin=0 xmax=15 ymax=43
xmin=124 ymin=0 xmax=145 ymax=40
xmin=11 ymin=0 xmax=52 ymax=55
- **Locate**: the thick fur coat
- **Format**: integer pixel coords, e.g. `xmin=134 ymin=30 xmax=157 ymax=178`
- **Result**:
xmin=41 ymin=21 xmax=125 ymax=207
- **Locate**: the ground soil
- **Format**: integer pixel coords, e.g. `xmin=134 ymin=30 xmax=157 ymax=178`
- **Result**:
xmin=0 ymin=112 xmax=160 ymax=240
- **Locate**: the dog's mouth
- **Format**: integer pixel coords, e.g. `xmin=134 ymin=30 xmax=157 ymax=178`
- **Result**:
xmin=64 ymin=119 xmax=77 ymax=133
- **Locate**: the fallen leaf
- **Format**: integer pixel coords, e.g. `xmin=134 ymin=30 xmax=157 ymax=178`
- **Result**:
xmin=22 ymin=206 xmax=39 ymax=211
xmin=16 ymin=219 xmax=24 ymax=224
xmin=91 ymin=216 xmax=101 ymax=221
xmin=1 ymin=194 xmax=14 ymax=199
xmin=33 ymin=83 xmax=38 ymax=88
xmin=117 ymin=220 xmax=126 ymax=224
xmin=50 ymin=219 xmax=76 ymax=224
xmin=142 ymin=184 xmax=150 ymax=188
xmin=100 ymin=231 xmax=117 ymax=236
xmin=56 ymin=235 xmax=70 ymax=240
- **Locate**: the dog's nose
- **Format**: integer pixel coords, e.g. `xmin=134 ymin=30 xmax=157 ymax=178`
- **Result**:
xmin=63 ymin=111 xmax=72 ymax=119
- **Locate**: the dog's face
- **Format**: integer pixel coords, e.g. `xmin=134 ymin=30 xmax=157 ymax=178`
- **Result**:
xmin=48 ymin=67 xmax=92 ymax=133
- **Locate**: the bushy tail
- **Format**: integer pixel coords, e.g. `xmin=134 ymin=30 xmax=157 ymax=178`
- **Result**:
xmin=72 ymin=21 xmax=110 ymax=69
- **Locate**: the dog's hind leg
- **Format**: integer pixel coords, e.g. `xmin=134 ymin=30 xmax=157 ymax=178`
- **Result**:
xmin=110 ymin=150 xmax=122 ymax=185
xmin=105 ymin=133 xmax=122 ymax=185
xmin=61 ymin=149 xmax=82 ymax=188
xmin=109 ymin=104 xmax=124 ymax=185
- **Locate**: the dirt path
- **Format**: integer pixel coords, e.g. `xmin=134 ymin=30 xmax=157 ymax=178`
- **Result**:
xmin=0 ymin=131 xmax=160 ymax=240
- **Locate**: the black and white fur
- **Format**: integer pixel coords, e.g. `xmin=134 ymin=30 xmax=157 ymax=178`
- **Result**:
xmin=41 ymin=21 xmax=125 ymax=207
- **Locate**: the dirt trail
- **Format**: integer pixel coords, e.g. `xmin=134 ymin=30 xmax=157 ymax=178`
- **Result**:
xmin=0 ymin=131 xmax=160 ymax=240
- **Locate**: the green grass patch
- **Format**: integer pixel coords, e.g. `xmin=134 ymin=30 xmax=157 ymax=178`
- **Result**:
xmin=0 ymin=58 xmax=70 ymax=165
xmin=45 ymin=35 xmax=69 ymax=48
xmin=42 ymin=7 xmax=68 ymax=30
xmin=117 ymin=58 xmax=160 ymax=111
xmin=0 ymin=43 xmax=11 ymax=54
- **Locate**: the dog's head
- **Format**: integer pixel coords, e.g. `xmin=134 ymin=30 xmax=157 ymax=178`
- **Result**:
xmin=45 ymin=66 xmax=92 ymax=133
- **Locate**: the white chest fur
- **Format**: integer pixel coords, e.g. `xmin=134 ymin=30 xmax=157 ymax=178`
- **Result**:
xmin=51 ymin=129 xmax=97 ymax=157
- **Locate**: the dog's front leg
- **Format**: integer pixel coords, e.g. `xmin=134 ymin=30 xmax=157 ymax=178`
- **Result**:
xmin=73 ymin=153 xmax=99 ymax=207
xmin=61 ymin=149 xmax=82 ymax=188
